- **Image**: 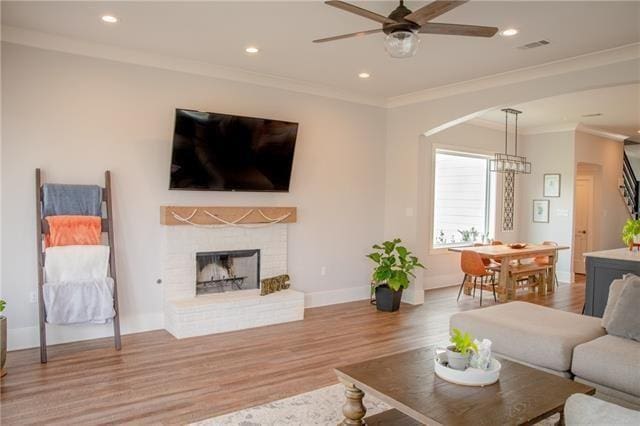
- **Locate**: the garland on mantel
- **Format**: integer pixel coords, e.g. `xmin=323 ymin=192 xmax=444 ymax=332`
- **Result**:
xmin=170 ymin=208 xmax=292 ymax=228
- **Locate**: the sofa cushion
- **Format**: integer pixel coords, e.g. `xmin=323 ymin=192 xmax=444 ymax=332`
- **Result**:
xmin=564 ymin=394 xmax=640 ymax=425
xmin=607 ymin=278 xmax=640 ymax=341
xmin=450 ymin=301 xmax=605 ymax=372
xmin=572 ymin=335 xmax=640 ymax=398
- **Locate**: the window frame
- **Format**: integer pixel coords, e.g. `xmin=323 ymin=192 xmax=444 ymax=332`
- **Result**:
xmin=429 ymin=144 xmax=496 ymax=254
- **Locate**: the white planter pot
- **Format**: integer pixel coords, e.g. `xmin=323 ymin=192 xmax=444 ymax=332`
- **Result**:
xmin=446 ymin=345 xmax=470 ymax=371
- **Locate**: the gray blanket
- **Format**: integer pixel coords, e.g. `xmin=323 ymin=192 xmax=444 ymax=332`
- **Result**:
xmin=42 ymin=183 xmax=102 ymax=217
xmin=43 ymin=278 xmax=115 ymax=325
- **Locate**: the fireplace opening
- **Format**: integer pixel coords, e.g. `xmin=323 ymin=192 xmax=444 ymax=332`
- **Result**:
xmin=196 ymin=249 xmax=260 ymax=295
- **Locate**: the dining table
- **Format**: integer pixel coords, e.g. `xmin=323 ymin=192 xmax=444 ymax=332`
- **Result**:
xmin=448 ymin=244 xmax=570 ymax=302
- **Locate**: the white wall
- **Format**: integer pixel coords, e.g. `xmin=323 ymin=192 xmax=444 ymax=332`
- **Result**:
xmin=420 ymin=123 xmax=515 ymax=289
xmin=517 ymin=131 xmax=576 ymax=280
xmin=574 ymin=131 xmax=628 ymax=250
xmin=1 ymin=43 xmax=387 ymax=349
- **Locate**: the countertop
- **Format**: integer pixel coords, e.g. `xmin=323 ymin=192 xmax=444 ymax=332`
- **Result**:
xmin=583 ymin=248 xmax=640 ymax=262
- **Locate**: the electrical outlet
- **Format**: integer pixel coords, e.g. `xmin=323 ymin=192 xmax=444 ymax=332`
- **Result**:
xmin=320 ymin=266 xmax=327 ymax=276
xmin=29 ymin=291 xmax=37 ymax=304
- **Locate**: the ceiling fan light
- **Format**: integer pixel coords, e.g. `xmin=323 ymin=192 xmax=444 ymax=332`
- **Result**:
xmin=384 ymin=30 xmax=419 ymax=58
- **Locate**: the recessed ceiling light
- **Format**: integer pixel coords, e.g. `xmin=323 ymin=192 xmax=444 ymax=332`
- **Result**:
xmin=358 ymin=72 xmax=371 ymax=79
xmin=245 ymin=46 xmax=259 ymax=54
xmin=101 ymin=15 xmax=118 ymax=24
xmin=500 ymin=28 xmax=519 ymax=37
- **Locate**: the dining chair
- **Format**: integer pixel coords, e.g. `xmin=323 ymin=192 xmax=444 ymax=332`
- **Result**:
xmin=489 ymin=240 xmax=504 ymax=266
xmin=473 ymin=243 xmax=491 ymax=267
xmin=457 ymin=250 xmax=496 ymax=306
xmin=534 ymin=241 xmax=559 ymax=288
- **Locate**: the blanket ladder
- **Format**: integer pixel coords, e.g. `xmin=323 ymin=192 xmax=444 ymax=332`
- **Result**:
xmin=35 ymin=168 xmax=122 ymax=363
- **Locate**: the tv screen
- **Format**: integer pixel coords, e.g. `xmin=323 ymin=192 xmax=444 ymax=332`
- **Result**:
xmin=169 ymin=109 xmax=298 ymax=192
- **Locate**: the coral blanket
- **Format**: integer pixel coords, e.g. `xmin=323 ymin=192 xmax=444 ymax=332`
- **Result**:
xmin=45 ymin=215 xmax=101 ymax=247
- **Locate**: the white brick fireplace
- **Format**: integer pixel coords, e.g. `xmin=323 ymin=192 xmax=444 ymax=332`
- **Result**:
xmin=160 ymin=223 xmax=304 ymax=338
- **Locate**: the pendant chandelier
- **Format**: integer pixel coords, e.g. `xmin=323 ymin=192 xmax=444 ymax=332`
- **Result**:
xmin=489 ymin=108 xmax=531 ymax=174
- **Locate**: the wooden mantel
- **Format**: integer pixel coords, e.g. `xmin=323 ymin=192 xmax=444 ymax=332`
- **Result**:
xmin=160 ymin=206 xmax=297 ymax=226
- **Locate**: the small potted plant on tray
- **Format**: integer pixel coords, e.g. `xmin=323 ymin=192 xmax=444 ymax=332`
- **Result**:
xmin=447 ymin=328 xmax=478 ymax=371
xmin=622 ymin=218 xmax=640 ymax=250
xmin=367 ymin=239 xmax=425 ymax=312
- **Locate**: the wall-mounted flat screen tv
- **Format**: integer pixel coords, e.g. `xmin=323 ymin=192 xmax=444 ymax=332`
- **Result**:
xmin=169 ymin=109 xmax=298 ymax=192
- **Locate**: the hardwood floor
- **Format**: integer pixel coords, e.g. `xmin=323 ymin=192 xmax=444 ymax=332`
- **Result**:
xmin=0 ymin=282 xmax=585 ymax=425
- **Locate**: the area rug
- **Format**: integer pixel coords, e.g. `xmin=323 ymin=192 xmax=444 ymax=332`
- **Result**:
xmin=193 ymin=383 xmax=559 ymax=425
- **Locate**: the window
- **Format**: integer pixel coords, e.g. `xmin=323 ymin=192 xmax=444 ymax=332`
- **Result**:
xmin=432 ymin=149 xmax=495 ymax=249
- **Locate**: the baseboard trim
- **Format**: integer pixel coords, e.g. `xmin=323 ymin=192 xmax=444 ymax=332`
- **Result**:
xmin=9 ymin=287 xmax=376 ymax=349
xmin=424 ymin=273 xmax=463 ymax=290
xmin=557 ymin=270 xmax=573 ymax=284
xmin=304 ymin=285 xmax=370 ymax=308
xmin=7 ymin=312 xmax=164 ymax=351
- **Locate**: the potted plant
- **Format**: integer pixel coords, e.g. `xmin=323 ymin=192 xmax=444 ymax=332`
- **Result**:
xmin=1 ymin=299 xmax=6 ymax=377
xmin=622 ymin=218 xmax=640 ymax=249
xmin=367 ymin=239 xmax=425 ymax=312
xmin=447 ymin=328 xmax=478 ymax=371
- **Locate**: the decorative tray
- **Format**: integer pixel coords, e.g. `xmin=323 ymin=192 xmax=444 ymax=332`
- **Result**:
xmin=434 ymin=349 xmax=501 ymax=387
xmin=508 ymin=243 xmax=528 ymax=249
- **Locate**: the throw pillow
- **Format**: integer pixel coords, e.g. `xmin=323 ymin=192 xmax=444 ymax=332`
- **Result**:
xmin=602 ymin=278 xmax=627 ymax=329
xmin=606 ymin=277 xmax=640 ymax=341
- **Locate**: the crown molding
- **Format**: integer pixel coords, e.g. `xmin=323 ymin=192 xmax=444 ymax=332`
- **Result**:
xmin=0 ymin=25 xmax=387 ymax=108
xmin=2 ymin=25 xmax=639 ymax=111
xmin=386 ymin=42 xmax=640 ymax=108
xmin=466 ymin=118 xmax=577 ymax=135
xmin=575 ymin=123 xmax=629 ymax=141
xmin=468 ymin=118 xmax=632 ymax=140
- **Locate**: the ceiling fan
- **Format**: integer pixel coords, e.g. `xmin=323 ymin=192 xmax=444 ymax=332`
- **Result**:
xmin=313 ymin=0 xmax=499 ymax=58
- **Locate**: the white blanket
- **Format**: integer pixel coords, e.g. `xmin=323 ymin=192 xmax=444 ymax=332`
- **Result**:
xmin=45 ymin=245 xmax=110 ymax=282
xmin=43 ymin=278 xmax=115 ymax=325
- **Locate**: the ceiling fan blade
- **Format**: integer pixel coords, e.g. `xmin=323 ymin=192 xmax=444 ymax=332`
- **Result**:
xmin=325 ymin=1 xmax=396 ymax=25
xmin=313 ymin=28 xmax=383 ymax=43
xmin=405 ymin=1 xmax=468 ymax=26
xmin=419 ymin=22 xmax=498 ymax=37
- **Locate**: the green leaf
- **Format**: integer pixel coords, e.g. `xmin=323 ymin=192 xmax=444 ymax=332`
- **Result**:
xmin=366 ymin=253 xmax=381 ymax=263
xmin=373 ymin=268 xmax=392 ymax=283
xmin=396 ymin=246 xmax=408 ymax=258
xmin=383 ymin=241 xmax=395 ymax=254
xmin=387 ymin=275 xmax=403 ymax=291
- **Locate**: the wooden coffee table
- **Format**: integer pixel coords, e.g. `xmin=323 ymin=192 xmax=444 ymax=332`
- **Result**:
xmin=334 ymin=346 xmax=594 ymax=425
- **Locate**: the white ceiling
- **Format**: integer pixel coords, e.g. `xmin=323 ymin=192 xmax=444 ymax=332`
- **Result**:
xmin=2 ymin=1 xmax=639 ymax=99
xmin=475 ymin=83 xmax=640 ymax=139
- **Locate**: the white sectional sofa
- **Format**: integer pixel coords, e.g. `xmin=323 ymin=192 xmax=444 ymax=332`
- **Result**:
xmin=564 ymin=394 xmax=640 ymax=425
xmin=450 ymin=296 xmax=640 ymax=408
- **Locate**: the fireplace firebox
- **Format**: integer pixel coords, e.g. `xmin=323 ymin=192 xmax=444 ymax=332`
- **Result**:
xmin=195 ymin=249 xmax=260 ymax=295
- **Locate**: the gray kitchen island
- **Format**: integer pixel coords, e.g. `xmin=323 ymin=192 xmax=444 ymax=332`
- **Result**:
xmin=584 ymin=248 xmax=640 ymax=317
